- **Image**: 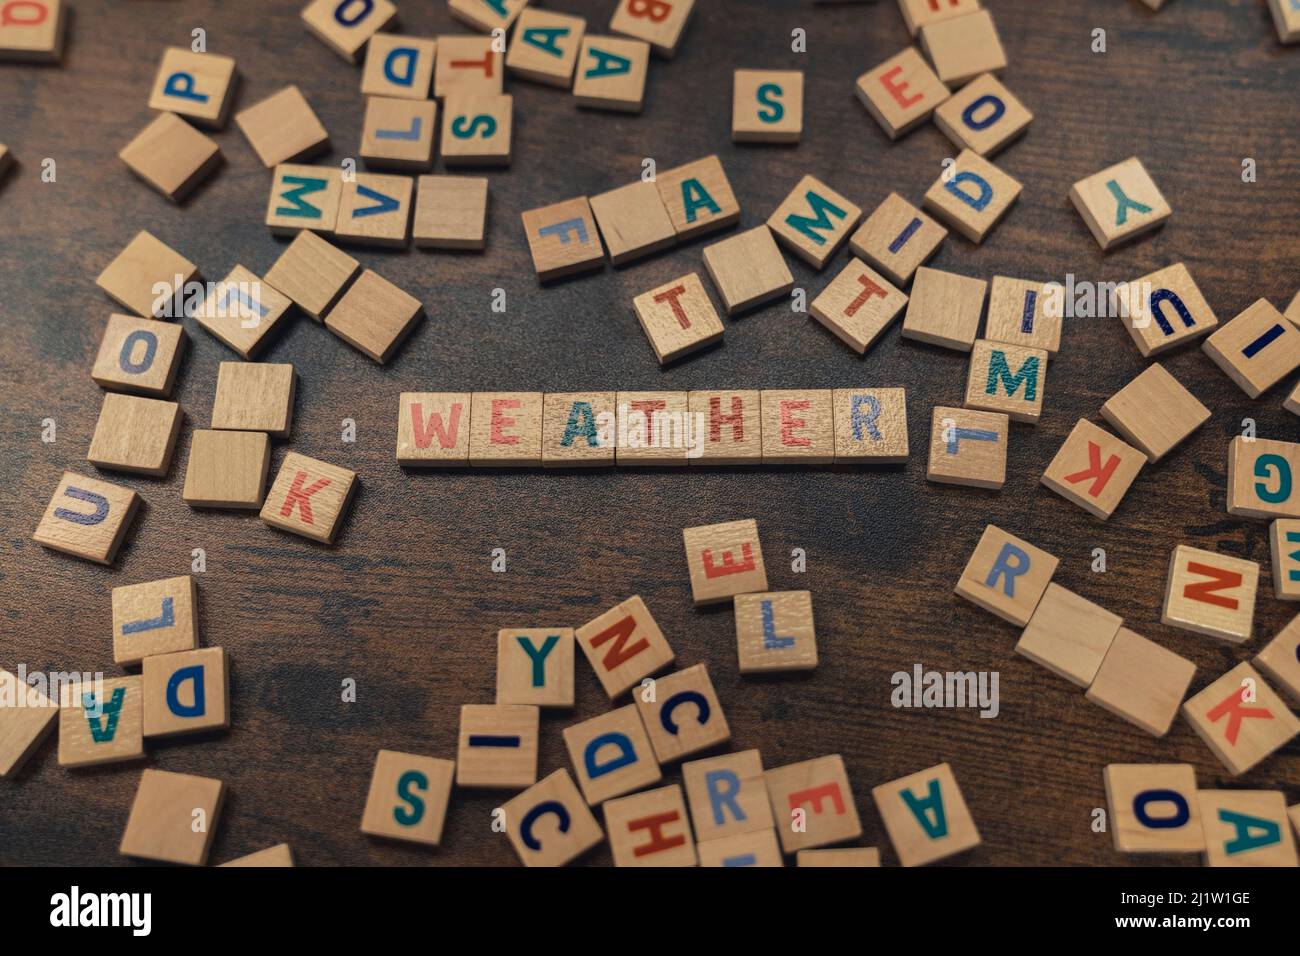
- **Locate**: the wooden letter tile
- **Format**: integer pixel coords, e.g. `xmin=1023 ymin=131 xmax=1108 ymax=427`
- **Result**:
xmin=361 ymin=96 xmax=436 ymax=172
xmin=301 ymin=0 xmax=395 ymax=62
xmin=655 ymin=154 xmax=741 ymax=241
xmin=148 ymin=47 xmax=238 ymax=128
xmin=219 ymin=844 xmax=295 ymax=867
xmin=811 ymin=260 xmax=908 ymax=354
xmin=434 ymin=35 xmax=503 ymax=98
xmin=926 ymin=406 xmax=1007 ymax=489
xmin=591 ymin=181 xmax=676 ymax=267
xmin=521 ymin=196 xmax=605 ymax=280
xmin=897 ymin=0 xmax=981 ymax=36
xmin=119 ymin=112 xmax=222 ymax=203
xmin=688 ymin=390 xmax=762 ymax=465
xmin=469 ymin=391 xmax=545 ymax=466
xmin=1161 ymin=544 xmax=1260 ymax=644
xmin=1183 ymin=662 xmax=1300 ymax=776
xmin=1117 ymin=263 xmax=1218 ymax=356
xmin=634 ymin=663 xmax=729 ymax=762
xmin=1041 ymin=419 xmax=1146 ymax=519
xmin=449 ymin=0 xmax=527 ymax=33
xmin=195 ymin=265 xmax=295 ymax=358
xmin=702 ymin=226 xmax=794 ymax=316
xmin=58 ymin=676 xmax=144 ymax=768
xmin=96 ymin=231 xmax=198 ymax=319
xmin=1069 ymin=156 xmax=1171 ymax=250
xmin=922 ymin=149 xmax=1021 ymax=243
xmin=361 ymin=34 xmax=436 ymax=99
xmin=615 ymin=390 xmax=691 ymax=465
xmin=0 ymin=669 xmax=57 ymax=778
xmin=0 ymin=0 xmax=66 ymax=62
xmin=761 ymin=389 xmax=833 ymax=464
xmin=87 ymin=393 xmax=182 ymax=476
xmin=1270 ymin=522 xmax=1300 ymax=602
xmin=610 ymin=0 xmax=695 ymax=57
xmin=797 ymin=847 xmax=881 ymax=867
xmin=33 ymin=471 xmax=139 ymax=565
xmin=765 ymin=754 xmax=862 ymax=853
xmin=1103 ymin=764 xmax=1204 ymax=853
xmin=325 ymin=269 xmax=424 ymax=362
xmin=1269 ymin=0 xmax=1300 ymax=43
xmin=964 ymin=339 xmax=1047 ymax=423
xmin=574 ymin=595 xmax=675 ymax=698
xmin=563 ymin=704 xmax=662 ymax=804
xmin=1100 ymin=363 xmax=1210 ymax=462
xmin=732 ymin=69 xmax=803 ymax=142
xmin=985 ymin=276 xmax=1061 ymax=354
xmin=1086 ymin=627 xmax=1197 ymax=737
xmin=506 ymin=9 xmax=586 ymax=86
xmin=112 ymin=575 xmax=198 ymax=665
xmin=873 ymin=763 xmax=980 ymax=866
xmin=456 ymin=704 xmax=539 ymax=789
xmin=142 ymin=646 xmax=229 ymax=737
xmin=541 ymin=392 xmax=616 ymax=467
xmin=496 ymin=628 xmax=576 ymax=707
xmin=766 ymin=175 xmax=862 ymax=269
xmin=735 ymin=590 xmax=817 ymax=673
xmin=855 ymin=47 xmax=950 ymax=140
xmin=954 ymin=524 xmax=1058 ymax=626
xmin=1203 ymin=298 xmax=1300 ymax=398
xmin=119 ymin=769 xmax=224 ymax=865
xmin=832 ymin=387 xmax=909 ymax=463
xmin=397 ymin=392 xmax=472 ymax=466
xmin=211 ymin=361 xmax=296 ymax=437
xmin=182 ymin=430 xmax=271 ymax=509
xmin=634 ymin=273 xmax=724 ymax=364
xmin=605 ymin=784 xmax=696 ymax=866
xmin=933 ymin=72 xmax=1032 ymax=157
xmin=234 ymin=85 xmax=329 ymax=168
xmin=1199 ymin=790 xmax=1298 ymax=867
xmin=360 ymin=749 xmax=455 ymax=846
xmin=849 ymin=193 xmax=946 ymax=287
xmin=919 ymin=10 xmax=1007 ymax=85
xmin=440 ymin=93 xmax=512 ymax=167
xmin=1228 ymin=436 xmax=1300 ymax=519
xmin=414 ymin=175 xmax=488 ymax=249
xmin=259 ymin=452 xmax=358 ymax=543
xmin=682 ymin=749 xmax=773 ymax=842
xmin=1015 ymin=583 xmax=1121 ymax=687
xmin=901 ymin=266 xmax=987 ymax=351
xmin=334 ymin=174 xmax=413 ymax=247
xmin=1254 ymin=614 xmax=1300 ymax=703
xmin=698 ymin=829 xmax=783 ymax=867
xmin=501 ymin=769 xmax=603 ymax=866
xmin=263 ymin=230 xmax=361 ymax=320
xmin=574 ymin=36 xmax=650 ymax=112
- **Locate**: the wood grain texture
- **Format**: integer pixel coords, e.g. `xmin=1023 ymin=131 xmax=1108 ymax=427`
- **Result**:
xmin=2 ymin=0 xmax=1299 ymax=867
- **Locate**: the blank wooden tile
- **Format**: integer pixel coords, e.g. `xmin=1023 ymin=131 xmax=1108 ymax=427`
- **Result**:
xmin=521 ymin=196 xmax=605 ymax=281
xmin=1100 ymin=364 xmax=1209 ymax=463
xmin=1086 ymin=627 xmax=1197 ymax=737
xmin=765 ymin=754 xmax=861 ymax=853
xmin=507 ymin=9 xmax=586 ymax=86
xmin=335 ymin=174 xmax=413 ymax=248
xmin=964 ymin=339 xmax=1047 ymax=423
xmin=732 ymin=69 xmax=803 ymax=142
xmin=360 ymin=749 xmax=455 ymax=846
xmin=0 ymin=669 xmax=57 ymax=778
xmin=414 ymin=175 xmax=488 ymax=250
xmin=541 ymin=391 xmax=616 ymax=467
xmin=497 ymin=628 xmax=575 ymax=707
xmin=182 ymin=430 xmax=271 ymax=509
xmin=682 ymin=749 xmax=773 ymax=842
xmin=933 ymin=72 xmax=1031 ymax=157
xmin=610 ymin=0 xmax=695 ymax=56
xmin=449 ymin=0 xmax=527 ymax=32
xmin=1183 ymin=662 xmax=1300 ymax=776
xmin=811 ymin=260 xmax=907 ymax=355
xmin=148 ymin=47 xmax=237 ymax=128
xmin=1287 ymin=380 xmax=1300 ymax=418
xmin=326 ymin=269 xmax=423 ymax=362
xmin=919 ymin=10 xmax=1006 ymax=84
xmin=574 ymin=595 xmax=675 ymax=698
xmin=1199 ymin=790 xmax=1298 ymax=867
xmin=266 ymin=164 xmax=342 ymax=236
xmin=735 ymin=590 xmax=817 ymax=673
xmin=897 ymin=0 xmax=981 ymax=35
xmin=855 ymin=46 xmax=950 ymax=140
xmin=655 ymin=154 xmax=741 ymax=241
xmin=873 ymin=762 xmax=980 ymax=866
xmin=397 ymin=392 xmax=472 ymax=466
xmin=605 ymin=784 xmax=697 ymax=867
xmin=264 ymin=230 xmax=361 ymax=321
xmin=434 ymin=35 xmax=503 ymax=98
xmin=1269 ymin=0 xmax=1300 ymax=43
xmin=563 ymin=704 xmax=662 ymax=804
xmin=469 ymin=391 xmax=544 ymax=466
xmin=1254 ymin=614 xmax=1300 ymax=703
xmin=926 ymin=405 xmax=1007 ymax=489
xmin=456 ymin=703 xmax=539 ymax=789
xmin=797 ymin=847 xmax=881 ymax=867
xmin=901 ymin=266 xmax=986 ymax=350
xmin=97 ymin=231 xmax=198 ymax=319
xmin=211 ymin=362 xmax=295 ymax=437
xmin=501 ymin=769 xmax=603 ymax=867
xmin=574 ymin=36 xmax=650 ymax=112
xmin=1285 ymin=290 xmax=1300 ymax=326
xmin=361 ymin=34 xmax=436 ymax=99
xmin=120 ymin=769 xmax=224 ymax=865
xmin=591 ymin=181 xmax=676 ymax=266
xmin=698 ymin=829 xmax=783 ymax=867
xmin=1015 ymin=583 xmax=1122 ymax=687
xmin=634 ymin=663 xmax=729 ymax=763
xmin=985 ymin=276 xmax=1061 ymax=354
xmin=1041 ymin=419 xmax=1146 ymax=519
xmin=440 ymin=93 xmax=512 ymax=167
xmin=58 ymin=675 xmax=144 ymax=768
xmin=112 ymin=575 xmax=198 ymax=665
xmin=1117 ymin=263 xmax=1218 ymax=356
xmin=760 ymin=389 xmax=834 ymax=464
xmin=33 ymin=471 xmax=139 ymax=565
xmin=1203 ymin=298 xmax=1300 ymax=399
xmin=1162 ymin=544 xmax=1260 ymax=644
xmin=361 ymin=96 xmax=436 ymax=172
xmin=195 ymin=265 xmax=294 ymax=359
xmin=235 ymin=86 xmax=329 ymax=168
xmin=87 ymin=393 xmax=182 ymax=477
xmin=1228 ymin=436 xmax=1300 ymax=519
xmin=1103 ymin=764 xmax=1204 ymax=853
xmin=142 ymin=646 xmax=229 ymax=737
xmin=616 ymin=390 xmax=690 ymax=465
xmin=832 ymin=388 xmax=908 ymax=463
xmin=0 ymin=0 xmax=66 ymax=62
xmin=0 ymin=143 xmax=11 ymax=178
xmin=688 ymin=390 xmax=762 ymax=465
xmin=766 ymin=175 xmax=862 ymax=269
xmin=260 ymin=452 xmax=356 ymax=542
xmin=923 ymin=149 xmax=1021 ymax=243
xmin=849 ymin=193 xmax=946 ymax=287
xmin=1270 ymin=521 xmax=1300 ymax=602
xmin=1069 ymin=156 xmax=1171 ymax=250
xmin=954 ymin=524 xmax=1058 ymax=626
xmin=702 ymin=226 xmax=793 ymax=316
xmin=219 ymin=844 xmax=294 ymax=867
xmin=301 ymin=0 xmax=395 ymax=62
xmin=634 ymin=273 xmax=722 ymax=364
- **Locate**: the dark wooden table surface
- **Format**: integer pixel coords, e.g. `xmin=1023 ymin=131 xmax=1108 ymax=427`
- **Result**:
xmin=2 ymin=0 xmax=1298 ymax=867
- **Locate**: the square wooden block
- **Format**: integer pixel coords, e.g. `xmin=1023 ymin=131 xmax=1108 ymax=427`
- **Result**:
xmin=414 ymin=175 xmax=488 ymax=249
xmin=1203 ymin=298 xmax=1300 ymax=399
xmin=688 ymin=390 xmax=762 ymax=465
xmin=811 ymin=259 xmax=907 ymax=355
xmin=1041 ymin=419 xmax=1145 ymax=519
xmin=148 ymin=47 xmax=238 ymax=128
xmin=1287 ymin=380 xmax=1300 ymax=417
xmin=964 ymin=339 xmax=1047 ymax=423
xmin=926 ymin=406 xmax=1007 ymax=489
xmin=850 ymin=192 xmax=946 ymax=287
xmin=923 ymin=149 xmax=1021 ymax=243
xmin=732 ymin=69 xmax=803 ymax=142
xmin=1161 ymin=544 xmax=1260 ymax=644
xmin=361 ymin=96 xmax=436 ymax=172
xmin=361 ymin=34 xmax=436 ymax=100
xmin=698 ymin=829 xmax=783 ymax=867
xmin=260 ymin=452 xmax=358 ymax=543
xmin=441 ymin=93 xmax=512 ymax=167
xmin=933 ymin=72 xmax=1032 ymax=157
xmin=575 ymin=595 xmax=675 ymax=698
xmin=541 ymin=391 xmax=616 ymax=467
xmin=682 ymin=749 xmax=774 ymax=842
xmin=610 ymin=0 xmax=695 ymax=56
xmin=919 ymin=10 xmax=1006 ymax=85
xmin=506 ymin=9 xmax=586 ymax=86
xmin=235 ymin=85 xmax=329 ymax=168
xmin=496 ymin=628 xmax=576 ymax=707
xmin=1069 ymin=156 xmax=1171 ymax=250
xmin=360 ymin=749 xmax=455 ymax=846
xmin=266 ymin=163 xmax=342 ymax=235
xmin=469 ymin=391 xmax=544 ymax=466
xmin=456 ymin=704 xmax=539 ymax=789
xmin=797 ymin=847 xmax=881 ymax=867
xmin=59 ymin=676 xmax=144 ymax=768
xmin=521 ymin=196 xmax=605 ymax=280
xmin=574 ymin=36 xmax=650 ymax=111
xmin=832 ymin=388 xmax=909 ymax=463
xmin=1086 ymin=627 xmax=1197 ymax=737
xmin=1183 ymin=662 xmax=1300 ymax=776
xmin=434 ymin=35 xmax=503 ymax=98
xmin=449 ymin=0 xmax=527 ymax=33
xmin=397 ymin=392 xmax=472 ymax=466
xmin=326 ymin=269 xmax=423 ymax=362
xmin=87 ymin=393 xmax=182 ymax=476
xmin=211 ymin=361 xmax=296 ymax=437
xmin=682 ymin=519 xmax=767 ymax=604
xmin=1103 ymin=764 xmax=1204 ymax=853
xmin=761 ymin=390 xmax=833 ymax=465
xmin=264 ymin=230 xmax=361 ymax=320
xmin=1268 ymin=0 xmax=1300 ymax=43
xmin=1015 ymin=583 xmax=1122 ymax=687
xmin=120 ymin=112 xmax=222 ymax=203
xmin=1254 ymin=614 xmax=1300 ymax=703
xmin=112 ymin=575 xmax=198 ymax=665
xmin=735 ymin=590 xmax=817 ymax=673
xmin=897 ymin=0 xmax=981 ymax=35
xmin=93 ymin=315 xmax=185 ymax=396
xmin=0 ymin=669 xmax=57 ymax=778
xmin=954 ymin=524 xmax=1058 ymax=626
xmin=767 ymin=175 xmax=862 ymax=269
xmin=901 ymin=266 xmax=987 ymax=350
xmin=195 ymin=265 xmax=295 ymax=358
xmin=97 ymin=231 xmax=198 ymax=319
xmin=985 ymin=276 xmax=1061 ymax=354
xmin=1199 ymin=790 xmax=1298 ymax=867
xmin=1228 ymin=436 xmax=1300 ymax=519
xmin=591 ymin=181 xmax=676 ymax=266
xmin=616 ymin=390 xmax=690 ymax=465
xmin=0 ymin=0 xmax=66 ymax=62
xmin=1100 ymin=364 xmax=1209 ymax=463
xmin=703 ymin=226 xmax=793 ymax=316
xmin=1270 ymin=521 xmax=1300 ymax=602
xmin=142 ymin=646 xmax=229 ymax=737
xmin=335 ymin=174 xmax=413 ymax=247
xmin=605 ymin=784 xmax=696 ymax=866
xmin=633 ymin=273 xmax=723 ymax=364
xmin=765 ymin=754 xmax=861 ymax=853
xmin=655 ymin=154 xmax=741 ymax=240
xmin=302 ymin=0 xmax=395 ymax=62
xmin=1117 ymin=263 xmax=1218 ymax=356
xmin=120 ymin=769 xmax=224 ymax=865
xmin=500 ymin=769 xmax=603 ymax=867
xmin=182 ymin=430 xmax=271 ymax=509
xmin=33 ymin=471 xmax=139 ymax=565
xmin=563 ymin=704 xmax=662 ymax=805
xmin=873 ymin=762 xmax=980 ymax=866
xmin=634 ymin=663 xmax=729 ymax=763
xmin=855 ymin=46 xmax=950 ymax=140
